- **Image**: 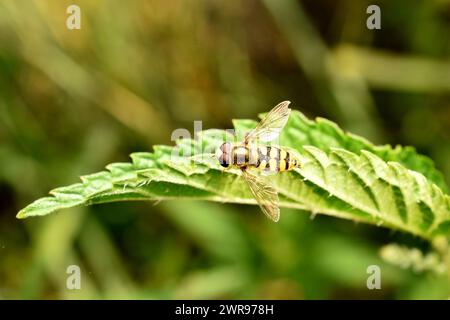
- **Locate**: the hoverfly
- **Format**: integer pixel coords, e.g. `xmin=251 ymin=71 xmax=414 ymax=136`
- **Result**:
xmin=215 ymin=101 xmax=300 ymax=222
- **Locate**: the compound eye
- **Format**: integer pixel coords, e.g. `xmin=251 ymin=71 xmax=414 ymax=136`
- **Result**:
xmin=220 ymin=142 xmax=231 ymax=154
xmin=219 ymin=155 xmax=229 ymax=168
xmin=220 ymin=162 xmax=229 ymax=168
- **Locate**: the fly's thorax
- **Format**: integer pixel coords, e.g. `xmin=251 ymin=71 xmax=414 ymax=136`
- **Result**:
xmin=231 ymin=145 xmax=250 ymax=167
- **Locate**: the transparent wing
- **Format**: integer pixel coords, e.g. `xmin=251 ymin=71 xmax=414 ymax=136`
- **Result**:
xmin=242 ymin=169 xmax=280 ymax=222
xmin=245 ymin=101 xmax=291 ymax=144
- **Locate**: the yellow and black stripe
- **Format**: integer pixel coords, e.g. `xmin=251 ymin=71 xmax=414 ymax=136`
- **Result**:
xmin=254 ymin=146 xmax=298 ymax=172
xmin=230 ymin=144 xmax=299 ymax=172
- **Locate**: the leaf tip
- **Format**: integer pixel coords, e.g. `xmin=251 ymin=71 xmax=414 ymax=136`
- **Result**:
xmin=16 ymin=210 xmax=27 ymax=219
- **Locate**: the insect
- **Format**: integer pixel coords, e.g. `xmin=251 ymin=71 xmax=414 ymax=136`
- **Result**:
xmin=215 ymin=101 xmax=300 ymax=222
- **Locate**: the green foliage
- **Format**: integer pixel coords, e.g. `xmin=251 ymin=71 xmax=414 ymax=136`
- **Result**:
xmin=380 ymin=243 xmax=447 ymax=274
xmin=17 ymin=111 xmax=450 ymax=240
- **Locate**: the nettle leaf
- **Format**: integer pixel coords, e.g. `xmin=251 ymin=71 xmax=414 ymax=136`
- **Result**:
xmin=18 ymin=111 xmax=450 ymax=240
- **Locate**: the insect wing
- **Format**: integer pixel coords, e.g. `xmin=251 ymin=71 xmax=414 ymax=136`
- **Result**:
xmin=245 ymin=101 xmax=291 ymax=144
xmin=242 ymin=169 xmax=280 ymax=222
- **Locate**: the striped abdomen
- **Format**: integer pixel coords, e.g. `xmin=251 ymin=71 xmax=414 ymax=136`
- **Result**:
xmin=231 ymin=145 xmax=298 ymax=172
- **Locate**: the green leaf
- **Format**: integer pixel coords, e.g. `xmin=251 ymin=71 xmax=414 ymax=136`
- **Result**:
xmin=380 ymin=243 xmax=447 ymax=274
xmin=17 ymin=111 xmax=450 ymax=240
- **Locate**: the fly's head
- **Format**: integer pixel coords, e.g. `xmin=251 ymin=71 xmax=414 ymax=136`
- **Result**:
xmin=216 ymin=142 xmax=232 ymax=168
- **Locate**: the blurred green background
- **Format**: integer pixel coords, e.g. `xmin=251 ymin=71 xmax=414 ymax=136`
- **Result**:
xmin=1 ymin=0 xmax=450 ymax=299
